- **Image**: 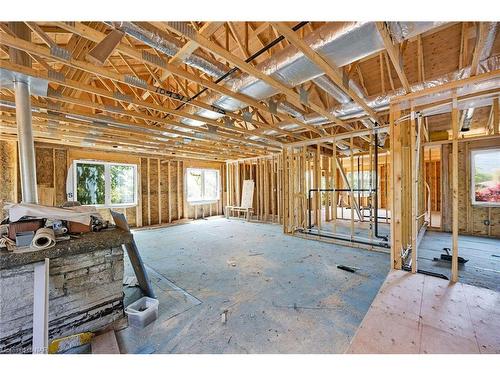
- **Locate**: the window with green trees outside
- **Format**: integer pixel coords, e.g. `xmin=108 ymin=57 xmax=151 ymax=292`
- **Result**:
xmin=74 ymin=160 xmax=137 ymax=207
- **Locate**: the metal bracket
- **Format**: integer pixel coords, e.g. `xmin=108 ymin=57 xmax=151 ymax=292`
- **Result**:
xmin=50 ymin=46 xmax=71 ymax=61
xmin=268 ymin=99 xmax=278 ymax=115
xmin=46 ymin=101 xmax=60 ymax=111
xmin=47 ymin=69 xmax=65 ymax=83
xmin=223 ymin=117 xmax=235 ymax=128
xmin=299 ymin=86 xmax=309 ymax=105
xmin=166 ymin=22 xmax=195 ymax=39
xmin=46 ymin=86 xmax=62 ymax=97
xmin=104 ymin=104 xmax=125 ymax=114
xmin=113 ymin=91 xmax=132 ymax=102
xmin=124 ymin=75 xmax=147 ymax=89
xmin=142 ymin=50 xmax=166 ymax=68
xmin=207 ymin=124 xmax=218 ymax=133
xmin=242 ymin=109 xmax=253 ymax=122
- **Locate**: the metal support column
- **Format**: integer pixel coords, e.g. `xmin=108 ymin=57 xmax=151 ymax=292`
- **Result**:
xmin=15 ymin=78 xmax=38 ymax=203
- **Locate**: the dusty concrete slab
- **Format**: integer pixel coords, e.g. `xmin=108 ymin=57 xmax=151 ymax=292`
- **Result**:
xmin=116 ymin=218 xmax=389 ymax=353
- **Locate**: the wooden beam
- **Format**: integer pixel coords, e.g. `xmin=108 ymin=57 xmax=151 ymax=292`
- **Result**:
xmin=86 ymin=29 xmax=125 ymax=65
xmin=227 ymin=22 xmax=249 ymax=59
xmin=375 ymin=22 xmax=411 ymax=92
xmin=470 ymin=23 xmax=489 ymax=75
xmin=451 ymin=94 xmax=459 ymax=282
xmin=494 ymin=97 xmax=499 ymax=134
xmin=392 ymin=69 xmax=500 ymax=104
xmin=390 ymin=103 xmax=403 ymax=269
xmin=157 ymin=22 xmax=349 ymax=136
xmin=157 ymin=21 xmax=223 ymax=82
xmin=0 ymin=60 xmax=282 ymax=151
xmin=25 ymin=22 xmax=57 ymax=49
xmin=410 ymin=108 xmax=417 ymax=273
xmin=271 ymin=22 xmax=382 ymax=125
xmin=32 ymin=23 xmax=307 ymax=134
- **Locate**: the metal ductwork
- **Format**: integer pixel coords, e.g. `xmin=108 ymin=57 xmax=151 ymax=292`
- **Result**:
xmin=119 ymin=21 xmax=443 ymax=136
xmin=459 ymin=22 xmax=497 ymax=131
xmin=459 ymin=108 xmax=475 ymax=131
xmin=114 ymin=22 xmax=229 ymax=78
xmin=276 ymin=54 xmax=500 ymax=131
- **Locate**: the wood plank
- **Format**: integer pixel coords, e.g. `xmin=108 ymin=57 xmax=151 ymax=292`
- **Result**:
xmin=451 ymin=95 xmax=459 ymax=282
xmin=32 ymin=258 xmax=49 ymax=354
xmin=86 ymin=29 xmax=125 ymax=65
xmin=375 ymin=22 xmax=411 ymax=92
xmin=390 ymin=103 xmax=403 ymax=269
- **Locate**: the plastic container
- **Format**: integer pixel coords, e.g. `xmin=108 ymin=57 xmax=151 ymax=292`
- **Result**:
xmin=125 ymin=297 xmax=159 ymax=328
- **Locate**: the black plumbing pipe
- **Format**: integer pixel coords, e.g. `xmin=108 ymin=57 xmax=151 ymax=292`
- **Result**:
xmin=373 ymin=127 xmax=388 ymax=241
xmin=307 ymin=188 xmax=374 ymax=230
xmin=402 ymin=265 xmax=449 ymax=280
xmin=173 ymin=22 xmax=310 ymax=113
xmin=298 ymin=228 xmax=390 ymax=249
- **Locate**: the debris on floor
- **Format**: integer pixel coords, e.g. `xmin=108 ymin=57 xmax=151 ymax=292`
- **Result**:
xmin=49 ymin=332 xmax=94 ymax=354
xmin=221 ymin=309 xmax=229 ymax=324
xmin=123 ymin=276 xmax=139 ymax=287
xmin=91 ymin=330 xmax=120 ymax=354
xmin=337 ymin=265 xmax=357 ymax=273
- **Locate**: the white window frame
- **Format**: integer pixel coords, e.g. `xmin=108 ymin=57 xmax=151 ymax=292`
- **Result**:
xmin=186 ymin=168 xmax=220 ymax=204
xmin=73 ymin=160 xmax=138 ymax=208
xmin=470 ymin=148 xmax=500 ymax=207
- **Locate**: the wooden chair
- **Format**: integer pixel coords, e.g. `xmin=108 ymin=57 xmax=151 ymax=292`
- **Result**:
xmin=225 ymin=180 xmax=254 ymax=221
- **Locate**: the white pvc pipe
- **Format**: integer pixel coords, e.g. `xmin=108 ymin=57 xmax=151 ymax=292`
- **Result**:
xmin=14 ymin=79 xmax=38 ymax=204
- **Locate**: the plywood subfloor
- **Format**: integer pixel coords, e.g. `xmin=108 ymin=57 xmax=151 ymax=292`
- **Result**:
xmin=346 ymin=270 xmax=500 ymax=354
xmin=116 ymin=218 xmax=389 ymax=353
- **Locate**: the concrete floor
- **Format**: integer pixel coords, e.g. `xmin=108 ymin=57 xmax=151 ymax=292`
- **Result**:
xmin=418 ymin=231 xmax=500 ymax=292
xmin=347 ymin=270 xmax=500 ymax=353
xmin=116 ymin=218 xmax=390 ymax=353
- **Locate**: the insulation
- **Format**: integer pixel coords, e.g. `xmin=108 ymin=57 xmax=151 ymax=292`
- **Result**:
xmin=0 ymin=141 xmax=17 ymax=221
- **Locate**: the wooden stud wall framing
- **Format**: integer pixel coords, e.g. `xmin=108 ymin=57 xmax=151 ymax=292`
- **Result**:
xmin=226 ymin=154 xmax=282 ymax=223
xmin=451 ymin=94 xmax=459 ymax=282
xmin=0 ymin=138 xmax=226 ymax=227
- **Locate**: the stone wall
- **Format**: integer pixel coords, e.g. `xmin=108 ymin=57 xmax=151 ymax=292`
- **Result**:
xmin=0 ymin=246 xmax=124 ymax=353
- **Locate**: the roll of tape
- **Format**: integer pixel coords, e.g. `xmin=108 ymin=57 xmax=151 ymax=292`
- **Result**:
xmin=31 ymin=227 xmax=56 ymax=250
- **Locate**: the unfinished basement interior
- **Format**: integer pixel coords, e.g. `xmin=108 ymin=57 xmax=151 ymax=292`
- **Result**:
xmin=0 ymin=17 xmax=499 ymax=357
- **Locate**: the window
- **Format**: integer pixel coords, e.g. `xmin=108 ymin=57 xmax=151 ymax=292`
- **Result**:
xmin=346 ymin=171 xmax=373 ymax=197
xmin=186 ymin=168 xmax=220 ymax=203
xmin=73 ymin=160 xmax=137 ymax=207
xmin=471 ymin=149 xmax=500 ymax=206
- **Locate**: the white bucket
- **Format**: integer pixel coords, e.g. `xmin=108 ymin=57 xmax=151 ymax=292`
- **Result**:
xmin=125 ymin=297 xmax=159 ymax=328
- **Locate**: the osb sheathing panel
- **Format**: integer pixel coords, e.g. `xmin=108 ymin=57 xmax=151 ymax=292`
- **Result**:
xmin=54 ymin=149 xmax=67 ymax=205
xmin=0 ymin=140 xmax=17 ymax=221
xmin=125 ymin=206 xmax=137 ymax=227
xmin=35 ymin=147 xmax=54 ymax=187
